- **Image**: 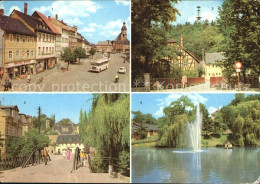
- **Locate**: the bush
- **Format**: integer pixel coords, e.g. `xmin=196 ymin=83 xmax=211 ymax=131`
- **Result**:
xmin=118 ymin=151 xmax=130 ymax=177
xmin=90 ymin=152 xmax=108 ymax=173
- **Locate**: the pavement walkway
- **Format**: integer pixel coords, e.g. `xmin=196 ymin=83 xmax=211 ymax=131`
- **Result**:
xmin=0 ymin=155 xmax=128 ymax=183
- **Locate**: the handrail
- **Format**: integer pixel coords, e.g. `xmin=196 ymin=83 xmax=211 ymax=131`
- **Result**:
xmin=22 ymin=147 xmax=43 ymax=168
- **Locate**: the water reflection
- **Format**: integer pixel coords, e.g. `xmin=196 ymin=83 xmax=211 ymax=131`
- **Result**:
xmin=132 ymin=147 xmax=260 ymax=183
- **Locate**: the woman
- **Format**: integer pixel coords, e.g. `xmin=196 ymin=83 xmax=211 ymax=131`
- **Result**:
xmin=67 ymin=148 xmax=71 ymax=160
xmin=62 ymin=149 xmax=67 ymax=159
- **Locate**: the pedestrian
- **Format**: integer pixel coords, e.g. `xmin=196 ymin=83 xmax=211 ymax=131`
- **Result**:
xmin=80 ymin=150 xmax=86 ymax=167
xmin=4 ymin=78 xmax=9 ymax=91
xmin=8 ymin=77 xmax=12 ymax=89
xmin=43 ymin=148 xmax=49 ymax=165
xmin=67 ymin=148 xmax=71 ymax=160
xmin=62 ymin=149 xmax=67 ymax=160
xmin=181 ymin=75 xmax=187 ymax=89
xmin=27 ymin=73 xmax=31 ymax=83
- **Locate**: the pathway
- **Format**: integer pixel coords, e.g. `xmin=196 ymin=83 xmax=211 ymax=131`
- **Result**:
xmin=0 ymin=155 xmax=128 ymax=183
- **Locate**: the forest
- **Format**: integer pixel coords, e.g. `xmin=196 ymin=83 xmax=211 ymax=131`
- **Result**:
xmin=79 ymin=94 xmax=130 ymax=176
xmin=132 ymin=0 xmax=260 ymax=81
xmin=132 ymin=94 xmax=260 ymax=148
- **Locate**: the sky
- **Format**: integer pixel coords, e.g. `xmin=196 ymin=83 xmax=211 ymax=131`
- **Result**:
xmin=132 ymin=93 xmax=256 ymax=118
xmin=0 ymin=0 xmax=130 ymax=44
xmin=0 ymin=93 xmax=93 ymax=124
xmin=172 ymin=0 xmax=224 ymax=25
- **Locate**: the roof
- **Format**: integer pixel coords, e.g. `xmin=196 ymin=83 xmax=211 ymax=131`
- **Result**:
xmin=167 ymin=38 xmax=177 ymax=43
xmin=205 ymin=52 xmax=226 ymax=64
xmin=97 ymin=41 xmax=112 ymax=46
xmin=132 ymin=122 xmax=158 ymax=133
xmin=33 ymin=11 xmax=61 ymax=35
xmin=0 ymin=14 xmax=36 ymax=36
xmin=54 ymin=121 xmax=77 ymax=134
xmin=11 ymin=10 xmax=55 ymax=35
xmin=56 ymin=134 xmax=82 ymax=144
xmin=0 ymin=105 xmax=19 ymax=117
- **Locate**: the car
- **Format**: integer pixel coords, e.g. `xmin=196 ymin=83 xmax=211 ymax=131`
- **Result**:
xmin=118 ymin=67 xmax=126 ymax=74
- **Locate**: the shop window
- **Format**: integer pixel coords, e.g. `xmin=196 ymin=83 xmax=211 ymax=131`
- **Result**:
xmin=9 ymin=34 xmax=13 ymax=42
xmin=9 ymin=51 xmax=13 ymax=59
xmin=27 ymin=36 xmax=30 ymax=43
xmin=16 ymin=35 xmax=20 ymax=43
xmin=16 ymin=51 xmax=19 ymax=59
xmin=22 ymin=36 xmax=26 ymax=43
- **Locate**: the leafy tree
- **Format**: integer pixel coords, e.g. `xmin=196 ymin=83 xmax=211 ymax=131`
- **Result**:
xmin=132 ymin=111 xmax=157 ymax=125
xmin=62 ymin=48 xmax=74 ymax=67
xmin=132 ymin=0 xmax=180 ymax=80
xmin=231 ymin=93 xmax=245 ymax=106
xmin=217 ymin=0 xmax=260 ymax=77
xmin=74 ymin=47 xmax=86 ymax=64
xmin=59 ymin=118 xmax=72 ymax=126
xmin=79 ymin=94 xmax=130 ymax=175
xmin=89 ymin=47 xmax=96 ymax=58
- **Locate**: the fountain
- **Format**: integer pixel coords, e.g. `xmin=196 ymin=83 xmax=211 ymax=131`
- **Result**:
xmin=187 ymin=105 xmax=202 ymax=152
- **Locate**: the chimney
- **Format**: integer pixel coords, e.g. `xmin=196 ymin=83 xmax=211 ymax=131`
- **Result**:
xmin=181 ymin=35 xmax=183 ymax=47
xmin=48 ymin=16 xmax=51 ymax=20
xmin=24 ymin=3 xmax=28 ymax=15
xmin=55 ymin=14 xmax=58 ymax=20
xmin=0 ymin=9 xmax=4 ymax=15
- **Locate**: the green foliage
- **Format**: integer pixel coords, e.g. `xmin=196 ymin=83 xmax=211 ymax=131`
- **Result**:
xmin=132 ymin=111 xmax=157 ymax=125
xmin=59 ymin=118 xmax=72 ymax=126
xmin=80 ymin=94 xmax=130 ymax=175
xmin=6 ymin=129 xmax=50 ymax=158
xmin=217 ymin=0 xmax=260 ymax=76
xmin=89 ymin=47 xmax=96 ymax=56
xmin=32 ymin=113 xmax=55 ymax=131
xmin=90 ymin=152 xmax=107 ymax=173
xmin=118 ymin=151 xmax=130 ymax=177
xmin=74 ymin=47 xmax=86 ymax=63
xmin=62 ymin=47 xmax=74 ymax=63
xmin=132 ymin=0 xmax=180 ymax=79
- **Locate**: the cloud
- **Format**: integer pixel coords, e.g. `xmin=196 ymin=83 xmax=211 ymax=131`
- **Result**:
xmin=32 ymin=1 xmax=101 ymax=25
xmin=79 ymin=27 xmax=96 ymax=33
xmin=65 ymin=17 xmax=84 ymax=26
xmin=115 ymin=0 xmax=130 ymax=6
xmin=154 ymin=94 xmax=208 ymax=118
xmin=188 ymin=11 xmax=216 ymax=23
xmin=208 ymin=106 xmax=222 ymax=116
xmin=9 ymin=6 xmax=21 ymax=14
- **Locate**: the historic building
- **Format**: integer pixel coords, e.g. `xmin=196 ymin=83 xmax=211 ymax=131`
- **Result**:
xmin=131 ymin=122 xmax=158 ymax=141
xmin=10 ymin=3 xmax=57 ymax=74
xmin=19 ymin=113 xmax=33 ymax=136
xmin=96 ymin=41 xmax=113 ymax=52
xmin=0 ymin=9 xmax=37 ymax=79
xmin=165 ymin=36 xmax=200 ymax=70
xmin=204 ymin=52 xmax=225 ymax=80
xmin=112 ymin=22 xmax=130 ymax=52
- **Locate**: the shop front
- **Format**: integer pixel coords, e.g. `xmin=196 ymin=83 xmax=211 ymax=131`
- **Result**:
xmin=5 ymin=60 xmax=37 ymax=79
xmin=36 ymin=57 xmax=56 ymax=73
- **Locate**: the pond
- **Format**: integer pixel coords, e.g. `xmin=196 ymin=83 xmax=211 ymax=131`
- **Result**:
xmin=132 ymin=147 xmax=260 ymax=183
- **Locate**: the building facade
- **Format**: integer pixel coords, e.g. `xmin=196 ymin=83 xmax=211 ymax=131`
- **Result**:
xmin=0 ymin=10 xmax=37 ymax=79
xmin=204 ymin=52 xmax=225 ymax=80
xmin=165 ymin=36 xmax=200 ymax=70
xmin=113 ymin=22 xmax=130 ymax=52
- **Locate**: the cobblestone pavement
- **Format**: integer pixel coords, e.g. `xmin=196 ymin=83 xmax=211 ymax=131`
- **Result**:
xmin=0 ymin=155 xmax=128 ymax=183
xmin=4 ymin=52 xmax=129 ymax=92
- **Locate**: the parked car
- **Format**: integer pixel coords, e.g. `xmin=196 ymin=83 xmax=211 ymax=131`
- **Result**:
xmin=118 ymin=67 xmax=126 ymax=74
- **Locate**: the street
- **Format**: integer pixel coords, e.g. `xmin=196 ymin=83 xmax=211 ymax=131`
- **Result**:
xmin=0 ymin=155 xmax=128 ymax=183
xmin=9 ymin=52 xmax=130 ymax=92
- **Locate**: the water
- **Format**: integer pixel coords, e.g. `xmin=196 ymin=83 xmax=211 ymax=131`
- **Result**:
xmin=187 ymin=105 xmax=202 ymax=152
xmin=132 ymin=147 xmax=260 ymax=183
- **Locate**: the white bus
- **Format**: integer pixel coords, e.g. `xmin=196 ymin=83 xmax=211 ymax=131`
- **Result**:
xmin=89 ymin=58 xmax=109 ymax=72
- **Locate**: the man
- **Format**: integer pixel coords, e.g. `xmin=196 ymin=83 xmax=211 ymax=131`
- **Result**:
xmin=80 ymin=150 xmax=86 ymax=167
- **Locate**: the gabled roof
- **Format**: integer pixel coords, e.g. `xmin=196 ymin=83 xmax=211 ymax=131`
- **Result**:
xmin=33 ymin=11 xmax=61 ymax=35
xmin=205 ymin=52 xmax=226 ymax=64
xmin=132 ymin=122 xmax=158 ymax=133
xmin=56 ymin=134 xmax=82 ymax=144
xmin=0 ymin=14 xmax=36 ymax=36
xmin=11 ymin=10 xmax=55 ymax=35
xmin=0 ymin=105 xmax=19 ymax=117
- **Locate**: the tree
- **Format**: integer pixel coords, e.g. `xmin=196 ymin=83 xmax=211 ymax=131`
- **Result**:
xmin=89 ymin=48 xmax=96 ymax=59
xmin=74 ymin=47 xmax=86 ymax=64
xmin=62 ymin=48 xmax=74 ymax=68
xmin=79 ymin=94 xmax=130 ymax=175
xmin=217 ymin=0 xmax=260 ymax=77
xmin=59 ymin=118 xmax=72 ymax=126
xmin=132 ymin=0 xmax=180 ymax=80
xmin=132 ymin=111 xmax=157 ymax=125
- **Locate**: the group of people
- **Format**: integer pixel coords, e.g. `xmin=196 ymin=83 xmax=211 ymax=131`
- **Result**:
xmin=62 ymin=148 xmax=87 ymax=167
xmin=62 ymin=148 xmax=72 ymax=161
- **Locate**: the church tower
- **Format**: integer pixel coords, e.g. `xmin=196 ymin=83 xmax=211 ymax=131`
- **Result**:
xmin=121 ymin=21 xmax=127 ymax=40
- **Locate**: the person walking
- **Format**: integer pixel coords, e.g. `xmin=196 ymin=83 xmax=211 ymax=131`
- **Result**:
xmin=27 ymin=73 xmax=31 ymax=83
xmin=43 ymin=148 xmax=49 ymax=165
xmin=80 ymin=150 xmax=86 ymax=167
xmin=67 ymin=148 xmax=71 ymax=160
xmin=4 ymin=78 xmax=9 ymax=91
xmin=181 ymin=75 xmax=187 ymax=89
xmin=62 ymin=149 xmax=67 ymax=160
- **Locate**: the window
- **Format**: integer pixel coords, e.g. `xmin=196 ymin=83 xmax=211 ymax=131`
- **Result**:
xmin=69 ymin=137 xmax=72 ymax=141
xmin=27 ymin=50 xmax=29 ymax=57
xmin=22 ymin=50 xmax=25 ymax=58
xmin=43 ymin=34 xmax=45 ymax=41
xmin=31 ymin=50 xmax=34 ymax=57
xmin=9 ymin=34 xmax=13 ymax=42
xmin=43 ymin=47 xmax=45 ymax=54
xmin=46 ymin=47 xmax=48 ymax=54
xmin=183 ymin=60 xmax=188 ymax=67
xmin=9 ymin=51 xmax=13 ymax=59
xmin=47 ymin=35 xmax=49 ymax=42
xmin=22 ymin=36 xmax=26 ymax=42
xmin=52 ymin=47 xmax=54 ymax=54
xmin=16 ymin=35 xmax=20 ymax=43
xmin=27 ymin=36 xmax=30 ymax=42
xmin=16 ymin=51 xmax=19 ymax=59
xmin=38 ymin=47 xmax=41 ymax=55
